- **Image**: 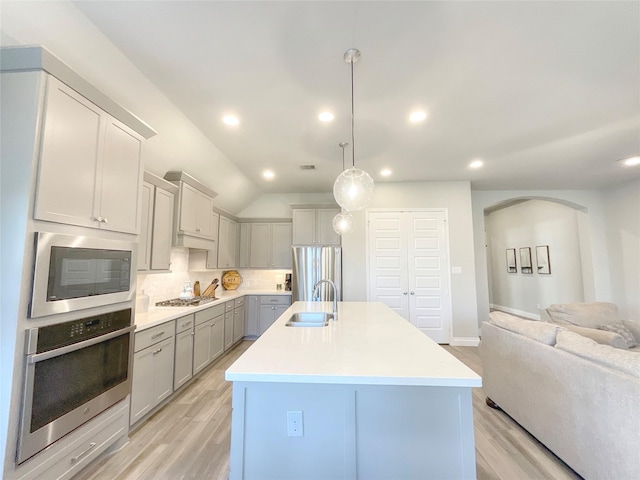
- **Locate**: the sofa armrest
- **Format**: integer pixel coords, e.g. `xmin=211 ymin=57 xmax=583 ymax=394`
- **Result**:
xmin=563 ymin=324 xmax=627 ymax=349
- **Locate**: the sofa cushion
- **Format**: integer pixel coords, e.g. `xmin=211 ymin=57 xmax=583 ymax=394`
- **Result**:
xmin=563 ymin=324 xmax=628 ymax=349
xmin=546 ymin=302 xmax=619 ymax=329
xmin=555 ymin=330 xmax=640 ymax=378
xmin=489 ymin=311 xmax=560 ymax=345
xmin=598 ymin=321 xmax=638 ymax=348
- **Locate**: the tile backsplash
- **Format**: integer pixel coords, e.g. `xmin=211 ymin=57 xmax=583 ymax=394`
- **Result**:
xmin=137 ymin=247 xmax=291 ymax=305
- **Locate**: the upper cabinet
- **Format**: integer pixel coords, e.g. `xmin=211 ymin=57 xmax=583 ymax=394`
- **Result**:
xmin=218 ymin=215 xmax=238 ymax=269
xmin=138 ymin=172 xmax=178 ymax=272
xmin=164 ymin=171 xmax=218 ymax=251
xmin=34 ymin=76 xmax=144 ymax=234
xmin=241 ymin=222 xmax=292 ymax=268
xmin=292 ymin=207 xmax=340 ymax=246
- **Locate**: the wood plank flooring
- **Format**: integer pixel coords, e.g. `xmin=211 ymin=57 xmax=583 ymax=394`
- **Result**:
xmin=75 ymin=341 xmax=581 ymax=480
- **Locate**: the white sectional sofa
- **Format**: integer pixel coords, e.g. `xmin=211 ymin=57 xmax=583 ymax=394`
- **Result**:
xmin=479 ymin=304 xmax=640 ymax=480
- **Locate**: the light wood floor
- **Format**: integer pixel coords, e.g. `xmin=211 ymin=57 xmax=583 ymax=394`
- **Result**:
xmin=76 ymin=341 xmax=581 ymax=480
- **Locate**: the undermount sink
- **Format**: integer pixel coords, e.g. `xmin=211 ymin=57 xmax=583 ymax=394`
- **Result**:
xmin=285 ymin=312 xmax=333 ymax=327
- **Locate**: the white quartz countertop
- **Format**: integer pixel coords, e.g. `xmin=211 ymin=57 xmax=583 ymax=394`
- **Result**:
xmin=225 ymin=301 xmax=482 ymax=388
xmin=134 ymin=289 xmax=291 ymax=332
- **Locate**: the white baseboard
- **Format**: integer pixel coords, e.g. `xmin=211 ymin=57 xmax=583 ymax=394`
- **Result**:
xmin=490 ymin=304 xmax=540 ymax=321
xmin=450 ymin=337 xmax=480 ymax=347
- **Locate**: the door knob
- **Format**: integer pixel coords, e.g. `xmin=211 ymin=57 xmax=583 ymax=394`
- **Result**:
xmin=410 ymin=291 xmax=415 ymax=295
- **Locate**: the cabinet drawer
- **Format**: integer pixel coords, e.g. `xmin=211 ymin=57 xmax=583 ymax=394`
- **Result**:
xmin=135 ymin=321 xmax=174 ymax=352
xmin=175 ymin=314 xmax=195 ymax=334
xmin=234 ymin=296 xmax=245 ymax=308
xmin=225 ymin=300 xmax=235 ymax=312
xmin=195 ymin=303 xmax=225 ymax=325
xmin=259 ymin=295 xmax=291 ymax=306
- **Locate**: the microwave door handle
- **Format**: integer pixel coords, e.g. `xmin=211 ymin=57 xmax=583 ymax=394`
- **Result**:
xmin=27 ymin=325 xmax=135 ymax=364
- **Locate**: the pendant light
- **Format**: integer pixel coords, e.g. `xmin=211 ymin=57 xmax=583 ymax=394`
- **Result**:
xmin=333 ymin=48 xmax=374 ymax=212
xmin=333 ymin=142 xmax=355 ymax=235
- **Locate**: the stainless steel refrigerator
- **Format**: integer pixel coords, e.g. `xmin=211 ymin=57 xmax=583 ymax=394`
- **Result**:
xmin=291 ymin=246 xmax=342 ymax=302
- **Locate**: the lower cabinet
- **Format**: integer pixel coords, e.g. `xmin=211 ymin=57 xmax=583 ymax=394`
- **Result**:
xmin=258 ymin=296 xmax=291 ymax=335
xmin=224 ymin=306 xmax=234 ymax=350
xmin=130 ymin=324 xmax=175 ymax=426
xmin=174 ymin=314 xmax=195 ymax=391
xmin=193 ymin=304 xmax=225 ymax=375
xmin=233 ymin=298 xmax=246 ymax=343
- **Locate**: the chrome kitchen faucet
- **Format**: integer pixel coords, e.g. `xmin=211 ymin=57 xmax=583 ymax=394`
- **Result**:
xmin=312 ymin=279 xmax=338 ymax=320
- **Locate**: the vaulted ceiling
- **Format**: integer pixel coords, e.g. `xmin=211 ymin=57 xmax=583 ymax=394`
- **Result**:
xmin=74 ymin=1 xmax=639 ymax=193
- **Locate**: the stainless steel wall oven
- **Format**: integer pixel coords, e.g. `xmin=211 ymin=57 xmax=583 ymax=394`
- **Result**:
xmin=17 ymin=309 xmax=134 ymax=464
xmin=30 ymin=232 xmax=135 ymax=318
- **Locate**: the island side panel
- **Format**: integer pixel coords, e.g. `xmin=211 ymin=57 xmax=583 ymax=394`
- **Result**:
xmin=229 ymin=381 xmax=476 ymax=480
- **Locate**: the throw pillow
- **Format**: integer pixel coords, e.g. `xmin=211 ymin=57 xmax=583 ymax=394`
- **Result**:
xmin=489 ymin=311 xmax=560 ymax=345
xmin=546 ymin=302 xmax=619 ymax=329
xmin=598 ymin=321 xmax=638 ymax=348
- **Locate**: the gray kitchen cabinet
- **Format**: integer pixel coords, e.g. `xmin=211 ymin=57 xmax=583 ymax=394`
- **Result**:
xmin=224 ymin=300 xmax=234 ymax=350
xmin=245 ymin=296 xmax=260 ymax=337
xmin=247 ymin=222 xmax=292 ymax=268
xmin=218 ymin=215 xmax=238 ymax=268
xmin=130 ymin=322 xmax=175 ymax=426
xmin=173 ymin=314 xmax=195 ymax=391
xmin=193 ymin=304 xmax=225 ymax=374
xmin=35 ymin=75 xmax=143 ymax=234
xmin=292 ymin=207 xmax=340 ymax=245
xmin=164 ymin=171 xmax=218 ymax=250
xmin=238 ymin=223 xmax=251 ymax=268
xmin=233 ymin=297 xmax=246 ymax=343
xmin=258 ymin=296 xmax=292 ymax=335
xmin=138 ymin=172 xmax=177 ymax=272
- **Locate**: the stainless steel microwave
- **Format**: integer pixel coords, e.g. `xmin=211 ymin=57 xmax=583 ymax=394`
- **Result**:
xmin=30 ymin=232 xmax=136 ymax=318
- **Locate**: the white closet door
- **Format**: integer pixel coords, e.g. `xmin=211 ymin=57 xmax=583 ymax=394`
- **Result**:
xmin=367 ymin=212 xmax=410 ymax=320
xmin=407 ymin=211 xmax=451 ymax=343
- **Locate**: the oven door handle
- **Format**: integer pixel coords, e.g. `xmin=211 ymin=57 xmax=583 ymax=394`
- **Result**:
xmin=27 ymin=325 xmax=135 ymax=364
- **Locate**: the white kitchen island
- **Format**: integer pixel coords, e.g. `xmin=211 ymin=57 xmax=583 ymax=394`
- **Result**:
xmin=225 ymin=301 xmax=482 ymax=480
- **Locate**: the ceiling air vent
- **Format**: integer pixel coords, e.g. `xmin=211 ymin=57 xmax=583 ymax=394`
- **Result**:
xmin=299 ymin=165 xmax=316 ymax=171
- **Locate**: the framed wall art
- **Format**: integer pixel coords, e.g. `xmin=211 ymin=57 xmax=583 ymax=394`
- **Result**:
xmin=506 ymin=248 xmax=517 ymax=273
xmin=519 ymin=247 xmax=532 ymax=274
xmin=536 ymin=245 xmax=551 ymax=274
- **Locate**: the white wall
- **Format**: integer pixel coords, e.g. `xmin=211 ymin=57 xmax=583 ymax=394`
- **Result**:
xmin=237 ymin=193 xmax=336 ymax=218
xmin=486 ymin=199 xmax=585 ymax=317
xmin=472 ymin=189 xmax=613 ymax=327
xmin=602 ymin=179 xmax=640 ymax=319
xmin=0 ymin=1 xmax=258 ymax=214
xmin=342 ymin=182 xmax=479 ymax=341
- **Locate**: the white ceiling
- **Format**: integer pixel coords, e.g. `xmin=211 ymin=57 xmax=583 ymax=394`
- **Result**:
xmin=73 ymin=1 xmax=639 ymax=193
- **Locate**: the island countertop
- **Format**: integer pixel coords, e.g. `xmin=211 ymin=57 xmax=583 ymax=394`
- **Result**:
xmin=225 ymin=301 xmax=482 ymax=387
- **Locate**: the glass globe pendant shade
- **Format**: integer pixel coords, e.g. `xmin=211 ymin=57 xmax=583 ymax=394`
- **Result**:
xmin=332 ymin=212 xmax=355 ymax=235
xmin=333 ymin=167 xmax=375 ymax=212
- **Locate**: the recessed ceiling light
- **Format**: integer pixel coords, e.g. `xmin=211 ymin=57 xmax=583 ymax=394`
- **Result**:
xmin=223 ymin=115 xmax=239 ymax=126
xmin=380 ymin=168 xmax=392 ymax=177
xmin=318 ymin=111 xmax=335 ymax=122
xmin=409 ymin=110 xmax=428 ymax=123
xmin=263 ymin=170 xmax=275 ymax=179
xmin=621 ymin=156 xmax=640 ymax=167
xmin=469 ymin=159 xmax=484 ymax=169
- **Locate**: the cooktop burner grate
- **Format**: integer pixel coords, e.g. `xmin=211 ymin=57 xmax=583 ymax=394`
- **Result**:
xmin=155 ymin=297 xmax=217 ymax=307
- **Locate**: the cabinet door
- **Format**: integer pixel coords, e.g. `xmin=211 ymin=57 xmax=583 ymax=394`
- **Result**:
xmin=196 ymin=191 xmax=215 ymax=237
xmin=246 ymin=296 xmax=260 ymax=336
xmin=292 ymin=209 xmax=316 ymax=245
xmin=238 ymin=223 xmax=251 ymax=268
xmin=150 ymin=187 xmax=174 ymax=270
xmin=316 ymin=208 xmax=341 ymax=245
xmin=218 ymin=216 xmax=238 ymax=268
xmin=210 ymin=317 xmax=225 ymax=361
xmin=130 ymin=347 xmax=154 ymax=425
xmin=249 ymin=223 xmax=271 ymax=267
xmin=138 ymin=182 xmax=153 ymax=270
xmin=205 ymin=212 xmax=221 ymax=269
xmin=174 ymin=328 xmax=194 ymax=390
xmin=271 ymin=223 xmax=293 ymax=268
xmin=224 ymin=311 xmax=234 ymax=350
xmin=273 ymin=304 xmax=289 ymax=323
xmin=193 ymin=320 xmax=212 ymax=375
xmin=233 ymin=305 xmax=246 ymax=343
xmin=178 ymin=183 xmax=201 ymax=234
xmin=152 ymin=336 xmax=175 ymax=405
xmin=99 ymin=118 xmax=143 ymax=234
xmin=35 ymin=76 xmax=103 ymax=229
xmin=259 ymin=305 xmax=275 ymax=336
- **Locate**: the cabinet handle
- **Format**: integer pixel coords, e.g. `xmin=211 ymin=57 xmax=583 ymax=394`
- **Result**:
xmin=410 ymin=291 xmax=415 ymax=295
xmin=102 ymin=217 xmax=108 ymax=224
xmin=94 ymin=216 xmax=103 ymax=222
xmin=153 ymin=348 xmax=163 ymax=354
xmin=70 ymin=442 xmax=97 ymax=464
xmin=403 ymin=291 xmax=408 ymax=295
xmin=196 ymin=228 xmax=201 ymax=232
xmin=151 ymin=332 xmax=166 ymax=339
xmin=181 ymin=321 xmax=192 ymax=327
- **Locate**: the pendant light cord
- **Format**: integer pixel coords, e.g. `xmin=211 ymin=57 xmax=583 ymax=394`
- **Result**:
xmin=350 ymin=59 xmax=356 ymax=168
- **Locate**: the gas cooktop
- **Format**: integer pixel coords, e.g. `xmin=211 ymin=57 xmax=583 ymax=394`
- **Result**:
xmin=155 ymin=297 xmax=217 ymax=307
